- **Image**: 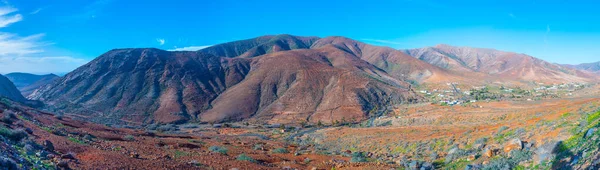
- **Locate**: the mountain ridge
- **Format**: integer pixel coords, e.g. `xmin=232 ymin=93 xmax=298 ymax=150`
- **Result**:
xmin=29 ymin=34 xmax=599 ymax=126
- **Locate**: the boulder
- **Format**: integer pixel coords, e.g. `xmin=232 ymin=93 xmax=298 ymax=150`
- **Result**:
xmin=503 ymin=138 xmax=522 ymax=154
xmin=483 ymin=148 xmax=494 ymax=158
xmin=534 ymin=141 xmax=560 ymax=164
xmin=43 ymin=140 xmax=54 ymax=151
xmin=61 ymin=153 xmax=75 ymax=159
xmin=57 ymin=160 xmax=69 ymax=169
xmin=585 ymin=128 xmax=597 ymax=138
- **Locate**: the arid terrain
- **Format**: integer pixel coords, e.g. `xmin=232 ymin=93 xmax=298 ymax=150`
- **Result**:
xmin=1 ymin=35 xmax=600 ymax=170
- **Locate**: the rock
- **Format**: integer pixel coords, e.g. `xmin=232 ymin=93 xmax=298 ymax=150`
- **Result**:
xmin=61 ymin=153 xmax=75 ymax=159
xmin=465 ymin=164 xmax=482 ymax=170
xmin=409 ymin=160 xmax=419 ymax=169
xmin=129 ymin=152 xmax=140 ymax=158
xmin=503 ymin=139 xmax=522 ymax=154
xmin=483 ymin=148 xmax=494 ymax=158
xmin=25 ymin=128 xmax=33 ymax=134
xmin=24 ymin=144 xmax=36 ymax=155
xmin=585 ymin=128 xmax=597 ymax=138
xmin=524 ymin=141 xmax=534 ymax=149
xmin=534 ymin=141 xmax=559 ymax=164
xmin=420 ymin=162 xmax=434 ymax=170
xmin=47 ymin=154 xmax=56 ymax=160
xmin=43 ymin=140 xmax=54 ymax=151
xmin=57 ymin=160 xmax=69 ymax=169
xmin=467 ymin=154 xmax=476 ymax=161
xmin=448 ymin=147 xmax=459 ymax=155
xmin=36 ymin=151 xmax=49 ymax=159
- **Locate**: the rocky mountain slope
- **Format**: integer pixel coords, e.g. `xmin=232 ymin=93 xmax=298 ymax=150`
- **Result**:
xmin=29 ymin=35 xmax=599 ymax=126
xmin=404 ymin=44 xmax=598 ymax=83
xmin=0 ymin=74 xmax=26 ymax=102
xmin=29 ymin=35 xmax=429 ymax=126
xmin=5 ymin=73 xmax=60 ymax=97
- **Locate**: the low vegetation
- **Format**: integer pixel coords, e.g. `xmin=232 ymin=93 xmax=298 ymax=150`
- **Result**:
xmin=209 ymin=146 xmax=228 ymax=155
xmin=236 ymin=154 xmax=256 ymax=163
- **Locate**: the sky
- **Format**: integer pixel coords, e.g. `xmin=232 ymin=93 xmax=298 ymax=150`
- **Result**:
xmin=1 ymin=0 xmax=600 ymax=74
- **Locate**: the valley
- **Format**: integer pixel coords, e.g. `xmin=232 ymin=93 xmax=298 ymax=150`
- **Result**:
xmin=1 ymin=35 xmax=600 ymax=170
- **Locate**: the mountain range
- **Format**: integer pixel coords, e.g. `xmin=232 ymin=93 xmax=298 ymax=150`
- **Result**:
xmin=403 ymin=44 xmax=598 ymax=83
xmin=563 ymin=61 xmax=600 ymax=75
xmin=4 ymin=73 xmax=60 ymax=97
xmin=26 ymin=35 xmax=599 ymax=126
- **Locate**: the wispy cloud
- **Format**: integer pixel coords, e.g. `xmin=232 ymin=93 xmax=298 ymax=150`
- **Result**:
xmin=0 ymin=6 xmax=22 ymax=27
xmin=30 ymin=8 xmax=43 ymax=15
xmin=361 ymin=38 xmax=405 ymax=45
xmin=156 ymin=38 xmax=165 ymax=45
xmin=544 ymin=25 xmax=551 ymax=44
xmin=0 ymin=33 xmax=49 ymax=55
xmin=168 ymin=45 xmax=212 ymax=51
xmin=67 ymin=0 xmax=113 ymax=20
xmin=0 ymin=4 xmax=86 ymax=74
xmin=0 ymin=56 xmax=88 ymax=74
xmin=508 ymin=13 xmax=516 ymax=18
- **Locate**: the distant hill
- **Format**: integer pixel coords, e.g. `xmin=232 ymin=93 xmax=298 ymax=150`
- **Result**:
xmin=563 ymin=61 xmax=600 ymax=75
xmin=0 ymin=74 xmax=26 ymax=102
xmin=403 ymin=44 xmax=598 ymax=83
xmin=5 ymin=73 xmax=60 ymax=96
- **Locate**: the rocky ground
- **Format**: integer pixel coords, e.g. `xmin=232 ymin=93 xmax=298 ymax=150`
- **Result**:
xmin=2 ymin=86 xmax=600 ymax=169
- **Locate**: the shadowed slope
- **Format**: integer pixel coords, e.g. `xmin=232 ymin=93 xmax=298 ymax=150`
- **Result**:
xmin=200 ymin=34 xmax=320 ymax=58
xmin=0 ymin=74 xmax=26 ymax=102
xmin=30 ymin=48 xmax=252 ymax=124
xmin=5 ymin=73 xmax=60 ymax=96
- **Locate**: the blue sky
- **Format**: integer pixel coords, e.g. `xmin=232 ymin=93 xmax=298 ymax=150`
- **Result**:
xmin=1 ymin=0 xmax=599 ymax=74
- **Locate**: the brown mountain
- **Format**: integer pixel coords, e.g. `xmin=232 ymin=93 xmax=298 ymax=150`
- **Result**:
xmin=404 ymin=44 xmax=598 ymax=83
xmin=5 ymin=73 xmax=60 ymax=96
xmin=199 ymin=34 xmax=319 ymax=58
xmin=30 ymin=35 xmax=426 ymax=125
xmin=563 ymin=61 xmax=600 ymax=75
xmin=0 ymin=74 xmax=26 ymax=102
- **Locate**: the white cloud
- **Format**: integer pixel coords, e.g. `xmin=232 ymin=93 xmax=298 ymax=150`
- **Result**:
xmin=0 ymin=56 xmax=88 ymax=74
xmin=0 ymin=4 xmax=88 ymax=74
xmin=156 ymin=38 xmax=165 ymax=45
xmin=168 ymin=45 xmax=212 ymax=51
xmin=0 ymin=6 xmax=22 ymax=27
xmin=0 ymin=33 xmax=48 ymax=55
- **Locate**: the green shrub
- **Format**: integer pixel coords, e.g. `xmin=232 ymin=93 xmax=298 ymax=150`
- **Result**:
xmin=236 ymin=154 xmax=256 ymax=163
xmin=0 ymin=126 xmax=27 ymax=142
xmin=271 ymin=148 xmax=289 ymax=154
xmin=350 ymin=152 xmax=368 ymax=162
xmin=123 ymin=135 xmax=135 ymax=141
xmin=67 ymin=137 xmax=86 ymax=145
xmin=1 ymin=112 xmax=16 ymax=124
xmin=497 ymin=126 xmax=509 ymax=133
xmin=253 ymin=144 xmax=263 ymax=150
xmin=587 ymin=111 xmax=600 ymax=125
xmin=209 ymin=146 xmax=228 ymax=155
